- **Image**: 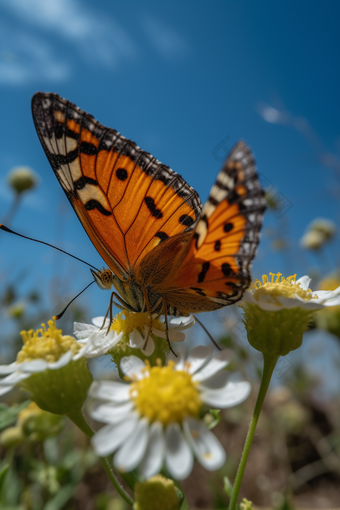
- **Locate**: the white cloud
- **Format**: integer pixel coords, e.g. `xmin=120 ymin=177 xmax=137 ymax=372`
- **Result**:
xmin=141 ymin=14 xmax=190 ymax=60
xmin=0 ymin=23 xmax=70 ymax=85
xmin=0 ymin=0 xmax=136 ymax=70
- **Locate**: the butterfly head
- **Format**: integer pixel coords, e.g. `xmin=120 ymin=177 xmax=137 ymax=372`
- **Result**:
xmin=91 ymin=268 xmax=115 ymax=290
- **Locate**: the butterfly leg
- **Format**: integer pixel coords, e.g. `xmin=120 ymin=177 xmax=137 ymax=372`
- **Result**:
xmin=101 ymin=292 xmax=136 ymax=332
xmin=193 ymin=315 xmax=221 ymax=350
xmin=141 ymin=287 xmax=154 ymax=350
xmin=163 ymin=300 xmax=177 ymax=357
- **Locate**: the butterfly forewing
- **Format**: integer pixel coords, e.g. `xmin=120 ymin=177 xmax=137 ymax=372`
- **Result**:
xmin=32 ymin=92 xmax=202 ymax=282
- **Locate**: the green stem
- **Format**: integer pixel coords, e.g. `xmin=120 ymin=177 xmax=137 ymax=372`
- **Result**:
xmin=67 ymin=410 xmax=134 ymax=507
xmin=229 ymin=354 xmax=279 ymax=510
xmin=2 ymin=193 xmax=21 ymax=226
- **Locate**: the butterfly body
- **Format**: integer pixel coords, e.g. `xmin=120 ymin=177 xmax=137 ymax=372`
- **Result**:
xmin=32 ymin=92 xmax=266 ymax=319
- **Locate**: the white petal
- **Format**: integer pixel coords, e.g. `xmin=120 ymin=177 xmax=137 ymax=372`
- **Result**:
xmin=0 ymin=371 xmax=30 ymax=386
xmin=280 ymin=295 xmax=323 ymax=310
xmin=192 ymin=349 xmax=233 ymax=382
xmin=295 ymin=276 xmax=312 ymax=290
xmin=165 ymin=423 xmax=193 ymax=480
xmin=169 ymin=316 xmax=195 ymax=330
xmin=74 ymin=330 xmax=122 ymax=359
xmin=120 ymin=356 xmax=146 ymax=379
xmin=0 ymin=385 xmax=14 ymax=396
xmin=184 ymin=345 xmax=214 ymax=375
xmin=198 ymin=370 xmax=229 ymax=390
xmin=322 ymin=295 xmax=340 ymax=307
xmin=141 ymin=337 xmax=155 ymax=356
xmin=114 ymin=417 xmax=149 ymax=472
xmin=239 ymin=290 xmax=258 ymax=305
xmin=19 ymin=359 xmax=48 ymax=373
xmin=92 ymin=316 xmax=109 ymax=328
xmin=48 ymin=350 xmax=73 ymax=370
xmin=129 ymin=329 xmax=144 ymax=349
xmin=73 ymin=321 xmax=99 ymax=340
xmin=201 ymin=381 xmax=251 ymax=408
xmin=89 ymin=381 xmax=130 ymax=403
xmin=91 ymin=413 xmax=139 ymax=457
xmin=0 ymin=362 xmax=18 ymax=375
xmin=153 ymin=327 xmax=185 ymax=342
xmin=183 ymin=418 xmax=226 ymax=470
xmin=89 ymin=401 xmax=134 ymax=424
xmin=139 ymin=421 xmax=165 ymax=479
xmin=251 ymin=300 xmax=284 ymax=311
xmin=312 ymin=289 xmax=340 ymax=306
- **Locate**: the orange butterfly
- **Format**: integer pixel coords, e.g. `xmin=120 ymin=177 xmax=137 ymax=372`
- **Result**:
xmin=31 ymin=92 xmax=265 ymax=321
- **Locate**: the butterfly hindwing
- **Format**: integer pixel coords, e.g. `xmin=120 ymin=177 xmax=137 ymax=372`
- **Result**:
xmin=144 ymin=141 xmax=266 ymax=313
xmin=32 ymin=92 xmax=202 ymax=282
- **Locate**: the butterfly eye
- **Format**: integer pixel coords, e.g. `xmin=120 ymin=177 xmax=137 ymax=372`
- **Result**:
xmin=91 ymin=268 xmax=114 ymax=290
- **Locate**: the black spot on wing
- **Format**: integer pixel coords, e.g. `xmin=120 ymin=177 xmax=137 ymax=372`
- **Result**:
xmin=155 ymin=231 xmax=169 ymax=242
xmin=179 ymin=214 xmax=194 ymax=227
xmin=144 ymin=196 xmax=163 ymax=219
xmin=116 ymin=168 xmax=128 ymax=181
xmin=54 ymin=122 xmax=64 ymax=139
xmin=85 ymin=199 xmax=111 ymax=216
xmin=74 ymin=176 xmax=98 ymax=190
xmin=224 ymin=222 xmax=233 ymax=233
xmin=198 ymin=261 xmax=210 ymax=283
xmin=49 ymin=148 xmax=78 ymax=168
xmin=80 ymin=141 xmax=98 ymax=155
xmin=214 ymin=240 xmax=221 ymax=251
xmin=222 ymin=262 xmax=234 ymax=277
xmin=190 ymin=287 xmax=206 ymax=296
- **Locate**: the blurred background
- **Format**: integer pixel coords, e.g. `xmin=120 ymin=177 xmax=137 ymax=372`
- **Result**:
xmin=0 ymin=1 xmax=339 ymax=509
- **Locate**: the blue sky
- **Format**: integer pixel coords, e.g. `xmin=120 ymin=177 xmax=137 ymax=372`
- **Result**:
xmin=0 ymin=0 xmax=339 ymax=323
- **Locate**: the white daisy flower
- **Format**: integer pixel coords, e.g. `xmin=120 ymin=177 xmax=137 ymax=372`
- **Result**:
xmin=74 ymin=311 xmax=195 ymax=358
xmin=241 ymin=273 xmax=340 ymax=311
xmin=0 ymin=321 xmax=92 ymax=412
xmin=89 ymin=346 xmax=251 ymax=480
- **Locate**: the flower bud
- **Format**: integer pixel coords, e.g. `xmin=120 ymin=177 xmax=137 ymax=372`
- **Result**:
xmin=243 ymin=303 xmax=312 ymax=357
xmin=134 ymin=475 xmax=182 ymax=510
xmin=7 ymin=167 xmax=39 ymax=194
xmin=21 ymin=357 xmax=93 ymax=415
xmin=240 ymin=499 xmax=254 ymax=510
xmin=300 ymin=230 xmax=325 ymax=250
xmin=309 ymin=218 xmax=336 ymax=240
xmin=18 ymin=402 xmax=64 ymax=441
xmin=0 ymin=426 xmax=23 ymax=448
xmin=17 ymin=321 xmax=93 ymax=415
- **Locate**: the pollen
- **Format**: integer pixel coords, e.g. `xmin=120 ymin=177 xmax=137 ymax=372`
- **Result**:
xmin=17 ymin=320 xmax=81 ymax=363
xmin=110 ymin=310 xmax=163 ymax=336
xmin=252 ymin=272 xmax=317 ymax=302
xmin=130 ymin=361 xmax=202 ymax=426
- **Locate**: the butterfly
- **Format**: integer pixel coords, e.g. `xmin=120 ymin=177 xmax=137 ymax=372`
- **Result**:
xmin=31 ymin=92 xmax=266 ymax=322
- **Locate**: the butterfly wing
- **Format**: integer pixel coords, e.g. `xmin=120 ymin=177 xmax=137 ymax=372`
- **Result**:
xmin=31 ymin=92 xmax=202 ymax=281
xmin=141 ymin=141 xmax=266 ymax=314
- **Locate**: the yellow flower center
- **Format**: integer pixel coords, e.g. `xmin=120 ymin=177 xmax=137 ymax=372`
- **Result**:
xmin=17 ymin=320 xmax=80 ymax=363
xmin=110 ymin=310 xmax=163 ymax=336
xmin=130 ymin=361 xmax=202 ymax=426
xmin=252 ymin=272 xmax=316 ymax=303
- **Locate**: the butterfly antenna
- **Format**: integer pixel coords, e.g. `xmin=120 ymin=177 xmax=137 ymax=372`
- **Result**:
xmin=164 ymin=303 xmax=178 ymax=357
xmin=0 ymin=224 xmax=99 ymax=271
xmin=193 ymin=315 xmax=221 ymax=351
xmin=53 ymin=281 xmax=95 ymax=320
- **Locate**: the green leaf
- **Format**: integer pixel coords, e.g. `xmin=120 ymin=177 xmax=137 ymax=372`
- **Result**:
xmin=223 ymin=476 xmax=233 ymax=498
xmin=0 ymin=401 xmax=30 ymax=431
xmin=207 ymin=409 xmax=221 ymax=429
xmin=0 ymin=464 xmax=9 ymax=494
xmin=44 ymin=484 xmax=75 ymax=510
